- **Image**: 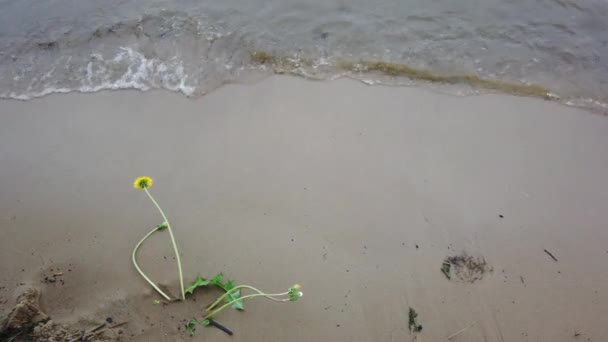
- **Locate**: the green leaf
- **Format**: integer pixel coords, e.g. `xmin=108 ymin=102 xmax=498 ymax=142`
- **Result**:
xmin=208 ymin=273 xmax=245 ymax=310
xmin=185 ymin=319 xmax=198 ymax=336
xmin=210 ymin=273 xmax=224 ymax=287
xmin=156 ymin=221 xmax=168 ymax=230
xmin=152 ymin=299 xmax=160 ymax=305
xmin=224 ymin=279 xmax=235 ymax=291
xmin=185 ymin=275 xmax=211 ymax=296
xmin=200 ymin=320 xmax=211 ymax=327
xmin=229 ymin=289 xmax=244 ymax=310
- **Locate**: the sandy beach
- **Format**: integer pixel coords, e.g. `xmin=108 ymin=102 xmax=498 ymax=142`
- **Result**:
xmin=1 ymin=76 xmax=607 ymax=341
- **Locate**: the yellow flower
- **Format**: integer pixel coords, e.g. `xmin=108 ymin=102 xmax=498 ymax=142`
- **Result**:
xmin=133 ymin=176 xmax=153 ymax=189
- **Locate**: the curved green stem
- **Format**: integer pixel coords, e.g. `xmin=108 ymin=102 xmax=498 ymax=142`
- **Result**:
xmin=204 ymin=292 xmax=290 ymax=320
xmin=144 ymin=188 xmax=185 ymax=301
xmin=132 ymin=226 xmax=172 ymax=301
xmin=207 ymin=285 xmax=286 ymax=311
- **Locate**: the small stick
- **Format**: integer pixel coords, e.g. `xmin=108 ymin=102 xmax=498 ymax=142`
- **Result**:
xmin=88 ymin=329 xmax=106 ymax=339
xmin=447 ymin=323 xmax=474 ymax=340
xmin=53 ymin=272 xmax=63 ymax=277
xmin=81 ymin=323 xmax=106 ymax=340
xmin=543 ymin=249 xmax=558 ymax=262
xmin=86 ymin=323 xmax=106 ymax=334
xmin=6 ymin=332 xmax=22 ymax=342
xmin=67 ymin=331 xmax=85 ymax=342
xmin=109 ymin=321 xmax=128 ymax=329
xmin=209 ymin=320 xmax=233 ymax=336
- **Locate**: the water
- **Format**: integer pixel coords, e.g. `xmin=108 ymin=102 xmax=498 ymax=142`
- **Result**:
xmin=0 ymin=0 xmax=607 ymax=111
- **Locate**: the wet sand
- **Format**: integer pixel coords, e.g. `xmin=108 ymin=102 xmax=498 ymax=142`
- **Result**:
xmin=1 ymin=76 xmax=607 ymax=341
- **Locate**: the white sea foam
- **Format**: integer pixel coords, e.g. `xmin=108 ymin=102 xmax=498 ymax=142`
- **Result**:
xmin=0 ymin=47 xmax=197 ymax=100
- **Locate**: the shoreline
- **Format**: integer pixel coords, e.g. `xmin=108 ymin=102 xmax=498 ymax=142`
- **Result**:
xmin=1 ymin=76 xmax=607 ymax=341
xmin=1 ymin=63 xmax=607 ymax=116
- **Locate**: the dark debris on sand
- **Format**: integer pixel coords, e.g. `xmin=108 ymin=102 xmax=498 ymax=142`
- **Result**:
xmin=0 ymin=286 xmax=121 ymax=341
xmin=441 ymin=252 xmax=493 ymax=283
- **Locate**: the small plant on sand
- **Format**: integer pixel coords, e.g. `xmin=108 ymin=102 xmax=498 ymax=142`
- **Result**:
xmin=131 ymin=176 xmax=303 ymax=335
xmin=408 ymin=307 xmax=423 ymax=333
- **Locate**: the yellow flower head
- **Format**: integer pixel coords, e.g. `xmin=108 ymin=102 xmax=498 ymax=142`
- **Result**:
xmin=133 ymin=176 xmax=153 ymax=189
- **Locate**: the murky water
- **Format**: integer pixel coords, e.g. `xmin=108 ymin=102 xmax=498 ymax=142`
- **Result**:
xmin=0 ymin=0 xmax=606 ymax=111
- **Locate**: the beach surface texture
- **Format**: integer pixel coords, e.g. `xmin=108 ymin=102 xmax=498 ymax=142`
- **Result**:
xmin=1 ymin=76 xmax=607 ymax=341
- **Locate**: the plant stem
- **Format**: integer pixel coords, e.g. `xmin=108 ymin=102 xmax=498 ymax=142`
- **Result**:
xmin=207 ymin=285 xmax=286 ymax=311
xmin=131 ymin=226 xmax=172 ymax=301
xmin=204 ymin=292 xmax=290 ymax=320
xmin=144 ymin=188 xmax=185 ymax=301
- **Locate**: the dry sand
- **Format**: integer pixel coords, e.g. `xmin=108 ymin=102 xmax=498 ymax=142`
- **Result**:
xmin=1 ymin=76 xmax=607 ymax=341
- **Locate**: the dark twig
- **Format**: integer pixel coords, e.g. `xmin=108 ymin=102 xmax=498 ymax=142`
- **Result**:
xmin=543 ymin=249 xmax=558 ymax=262
xmin=209 ymin=320 xmax=233 ymax=336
